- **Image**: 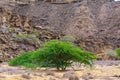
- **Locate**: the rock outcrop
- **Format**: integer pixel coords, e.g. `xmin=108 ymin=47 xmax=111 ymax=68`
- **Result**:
xmin=0 ymin=7 xmax=62 ymax=61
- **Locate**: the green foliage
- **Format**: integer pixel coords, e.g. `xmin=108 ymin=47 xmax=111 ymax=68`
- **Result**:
xmin=15 ymin=33 xmax=36 ymax=39
xmin=8 ymin=51 xmax=33 ymax=67
xmin=9 ymin=40 xmax=96 ymax=70
xmin=116 ymin=48 xmax=120 ymax=57
xmin=8 ymin=50 xmax=41 ymax=68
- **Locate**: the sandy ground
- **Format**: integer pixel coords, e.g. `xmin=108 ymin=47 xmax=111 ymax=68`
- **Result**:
xmin=0 ymin=61 xmax=120 ymax=80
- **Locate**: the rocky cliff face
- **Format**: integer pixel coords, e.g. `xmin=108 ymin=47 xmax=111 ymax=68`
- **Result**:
xmin=0 ymin=7 xmax=62 ymax=62
xmin=0 ymin=0 xmax=120 ymax=61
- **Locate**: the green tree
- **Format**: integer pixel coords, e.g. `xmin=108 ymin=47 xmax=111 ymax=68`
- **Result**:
xmin=9 ymin=40 xmax=96 ymax=70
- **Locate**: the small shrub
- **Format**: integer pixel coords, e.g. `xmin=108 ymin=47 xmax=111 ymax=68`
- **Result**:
xmin=8 ymin=27 xmax=15 ymax=32
xmin=31 ymin=30 xmax=39 ymax=36
xmin=14 ymin=33 xmax=41 ymax=45
xmin=116 ymin=48 xmax=120 ymax=57
xmin=9 ymin=40 xmax=96 ymax=70
xmin=102 ymin=49 xmax=117 ymax=60
xmin=60 ymin=36 xmax=76 ymax=42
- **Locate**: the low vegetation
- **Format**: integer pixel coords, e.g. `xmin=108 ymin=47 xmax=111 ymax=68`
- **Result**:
xmin=60 ymin=36 xmax=76 ymax=42
xmin=9 ymin=40 xmax=96 ymax=70
xmin=116 ymin=48 xmax=120 ymax=57
xmin=13 ymin=33 xmax=41 ymax=45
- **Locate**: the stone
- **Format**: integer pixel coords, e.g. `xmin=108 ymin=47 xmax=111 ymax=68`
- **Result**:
xmin=81 ymin=73 xmax=94 ymax=80
xmin=0 ymin=68 xmax=23 ymax=74
xmin=45 ymin=71 xmax=55 ymax=76
xmin=113 ymin=75 xmax=120 ymax=78
xmin=0 ymin=76 xmax=6 ymax=78
xmin=0 ymin=62 xmax=7 ymax=65
xmin=1 ymin=24 xmax=8 ymax=34
xmin=0 ymin=69 xmax=6 ymax=73
xmin=33 ymin=73 xmax=42 ymax=77
xmin=55 ymin=75 xmax=61 ymax=79
xmin=49 ymin=77 xmax=56 ymax=80
xmin=21 ymin=74 xmax=31 ymax=79
xmin=62 ymin=70 xmax=75 ymax=78
xmin=69 ymin=75 xmax=79 ymax=80
xmin=9 ymin=70 xmax=24 ymax=74
xmin=34 ymin=26 xmax=43 ymax=29
xmin=103 ymin=77 xmax=114 ymax=80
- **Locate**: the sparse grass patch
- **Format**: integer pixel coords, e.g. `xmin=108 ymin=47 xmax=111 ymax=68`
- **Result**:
xmin=7 ymin=27 xmax=15 ymax=32
xmin=60 ymin=36 xmax=76 ymax=42
xmin=13 ymin=33 xmax=41 ymax=45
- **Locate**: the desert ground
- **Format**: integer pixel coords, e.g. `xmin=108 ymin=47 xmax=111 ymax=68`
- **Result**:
xmin=0 ymin=61 xmax=120 ymax=80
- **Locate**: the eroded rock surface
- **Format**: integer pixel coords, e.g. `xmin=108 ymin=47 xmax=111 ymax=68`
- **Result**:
xmin=0 ymin=7 xmax=62 ymax=61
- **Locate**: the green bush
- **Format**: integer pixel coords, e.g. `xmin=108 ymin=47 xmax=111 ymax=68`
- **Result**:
xmin=116 ymin=48 xmax=120 ymax=57
xmin=9 ymin=40 xmax=96 ymax=70
xmin=8 ymin=51 xmax=37 ymax=68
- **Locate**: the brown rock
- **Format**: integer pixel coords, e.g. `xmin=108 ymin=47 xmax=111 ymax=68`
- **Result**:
xmin=63 ymin=70 xmax=75 ymax=78
xmin=49 ymin=77 xmax=56 ymax=80
xmin=21 ymin=74 xmax=31 ymax=79
xmin=81 ymin=73 xmax=94 ymax=80
xmin=69 ymin=75 xmax=79 ymax=80
xmin=0 ymin=76 xmax=6 ymax=78
xmin=45 ymin=71 xmax=55 ymax=76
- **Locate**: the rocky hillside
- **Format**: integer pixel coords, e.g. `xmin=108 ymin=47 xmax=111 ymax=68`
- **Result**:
xmin=0 ymin=0 xmax=120 ymax=61
xmin=0 ymin=6 xmax=62 ymax=62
